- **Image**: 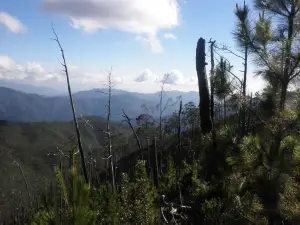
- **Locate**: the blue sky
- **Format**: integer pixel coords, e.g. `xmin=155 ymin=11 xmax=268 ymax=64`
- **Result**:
xmin=0 ymin=0 xmax=265 ymax=93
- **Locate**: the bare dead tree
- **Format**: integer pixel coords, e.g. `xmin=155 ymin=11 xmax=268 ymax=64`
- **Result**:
xmin=156 ymin=74 xmax=181 ymax=173
xmin=121 ymin=109 xmax=142 ymax=151
xmin=51 ymin=26 xmax=88 ymax=184
xmin=159 ymin=75 xmax=167 ymax=143
xmin=98 ymin=68 xmax=116 ymax=191
xmin=157 ymin=74 xmax=181 ymax=143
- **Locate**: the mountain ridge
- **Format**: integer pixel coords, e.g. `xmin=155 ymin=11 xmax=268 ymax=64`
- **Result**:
xmin=0 ymin=86 xmax=199 ymax=122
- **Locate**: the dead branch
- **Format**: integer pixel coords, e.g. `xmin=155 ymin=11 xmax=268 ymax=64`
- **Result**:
xmin=121 ymin=109 xmax=142 ymax=150
xmin=215 ymin=43 xmax=245 ymax=60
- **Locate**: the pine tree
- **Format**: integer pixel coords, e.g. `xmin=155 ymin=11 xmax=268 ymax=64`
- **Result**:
xmin=240 ymin=0 xmax=300 ymax=111
xmin=119 ymin=160 xmax=158 ymax=225
xmin=214 ymin=57 xmax=232 ymax=121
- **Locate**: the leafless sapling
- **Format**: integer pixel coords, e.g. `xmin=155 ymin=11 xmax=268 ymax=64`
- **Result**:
xmin=97 ymin=68 xmax=116 ymax=191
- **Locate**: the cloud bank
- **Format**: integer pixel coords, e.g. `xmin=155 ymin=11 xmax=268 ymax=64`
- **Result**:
xmin=42 ymin=0 xmax=180 ymax=53
xmin=135 ymin=68 xmax=194 ymax=86
xmin=0 ymin=56 xmax=124 ymax=88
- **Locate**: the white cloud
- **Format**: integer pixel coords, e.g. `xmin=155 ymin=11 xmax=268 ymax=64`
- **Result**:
xmin=0 ymin=56 xmax=200 ymax=93
xmin=0 ymin=56 xmax=15 ymax=69
xmin=0 ymin=56 xmax=61 ymax=82
xmin=135 ymin=69 xmax=195 ymax=87
xmin=0 ymin=12 xmax=28 ymax=34
xmin=0 ymin=55 xmax=125 ymax=87
xmin=135 ymin=69 xmax=157 ymax=82
xmin=42 ymin=0 xmax=180 ymax=53
xmin=164 ymin=33 xmax=177 ymax=40
xmin=163 ymin=70 xmax=185 ymax=85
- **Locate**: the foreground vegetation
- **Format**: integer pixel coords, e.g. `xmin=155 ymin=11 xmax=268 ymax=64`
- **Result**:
xmin=2 ymin=1 xmax=300 ymax=224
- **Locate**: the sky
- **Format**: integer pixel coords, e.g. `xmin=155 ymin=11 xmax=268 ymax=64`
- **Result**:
xmin=0 ymin=0 xmax=265 ymax=93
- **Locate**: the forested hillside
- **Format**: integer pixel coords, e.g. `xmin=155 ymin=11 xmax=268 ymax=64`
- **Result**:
xmin=0 ymin=117 xmax=132 ymax=219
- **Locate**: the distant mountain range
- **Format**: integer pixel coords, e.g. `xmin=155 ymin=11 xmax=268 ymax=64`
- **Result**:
xmin=0 ymin=86 xmax=199 ymax=122
xmin=0 ymin=80 xmax=66 ymax=97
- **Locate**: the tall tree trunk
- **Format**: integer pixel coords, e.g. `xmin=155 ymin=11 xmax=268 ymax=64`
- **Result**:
xmin=241 ymin=45 xmax=248 ymax=136
xmin=246 ymin=92 xmax=253 ymax=132
xmin=209 ymin=40 xmax=216 ymax=124
xmin=279 ymin=80 xmax=288 ymax=111
xmin=177 ymin=100 xmax=183 ymax=177
xmin=106 ymin=77 xmax=115 ymax=191
xmin=196 ymin=38 xmax=212 ymax=134
xmin=153 ymin=136 xmax=159 ymax=187
xmin=223 ymin=96 xmax=226 ymax=123
xmin=146 ymin=138 xmax=151 ymax=175
xmin=280 ymin=4 xmax=295 ymax=111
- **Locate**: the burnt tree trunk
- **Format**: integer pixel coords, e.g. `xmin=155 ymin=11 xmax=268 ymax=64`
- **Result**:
xmin=196 ymin=38 xmax=212 ymax=134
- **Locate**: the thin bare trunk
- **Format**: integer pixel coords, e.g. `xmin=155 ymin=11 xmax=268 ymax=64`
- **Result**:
xmin=224 ymin=96 xmax=226 ymax=123
xmin=209 ymin=39 xmax=216 ymax=124
xmin=177 ymin=100 xmax=182 ymax=155
xmin=106 ymin=73 xmax=115 ymax=191
xmin=159 ymin=89 xmax=163 ymax=143
xmin=241 ymin=45 xmax=248 ymax=136
xmin=146 ymin=138 xmax=151 ymax=174
xmin=52 ymin=27 xmax=88 ymax=183
xmin=177 ymin=100 xmax=183 ymax=177
xmin=209 ymin=39 xmax=217 ymax=152
xmin=153 ymin=135 xmax=159 ymax=187
xmin=247 ymin=92 xmax=253 ymax=132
